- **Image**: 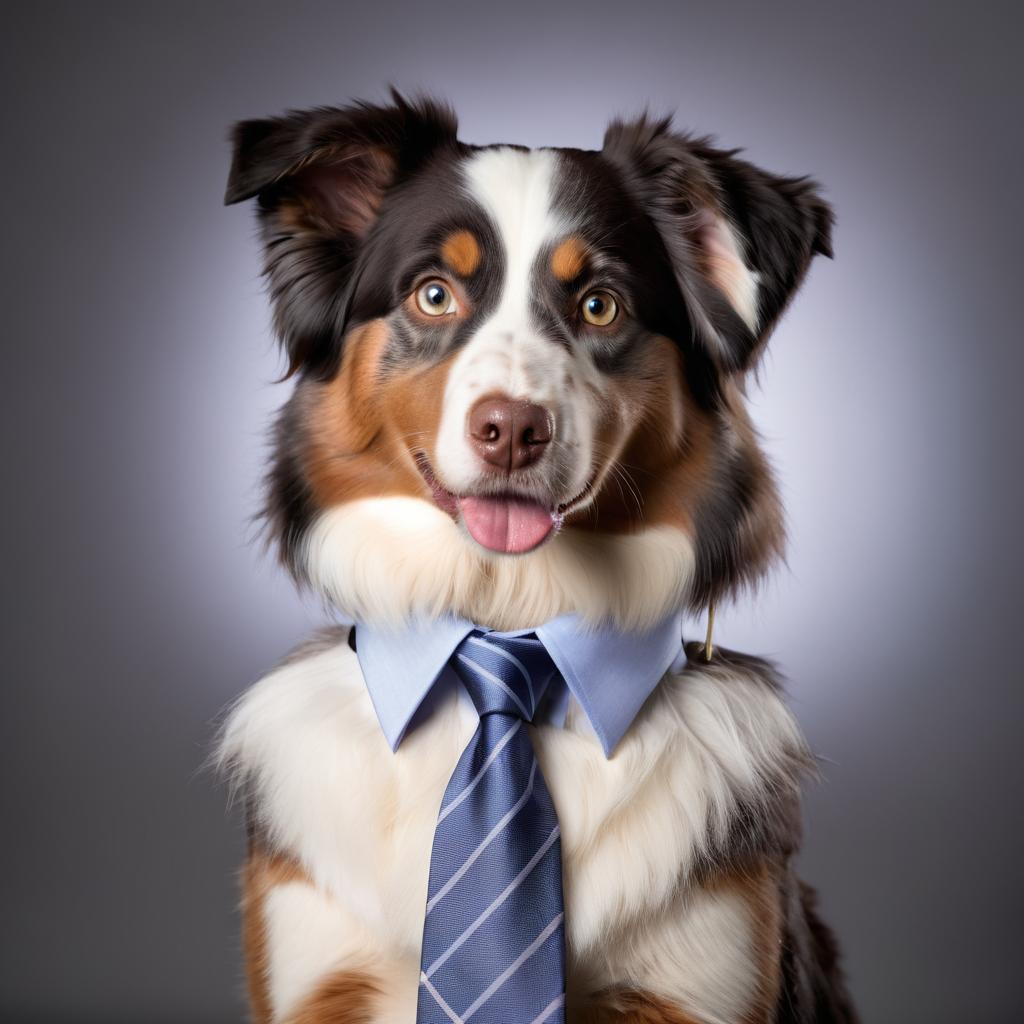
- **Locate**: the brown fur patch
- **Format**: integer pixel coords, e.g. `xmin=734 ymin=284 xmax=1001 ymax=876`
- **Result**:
xmin=285 ymin=967 xmax=382 ymax=1024
xmin=567 ymin=336 xmax=694 ymax=532
xmin=242 ymin=842 xmax=382 ymax=1024
xmin=578 ymin=989 xmax=704 ymax=1023
xmin=704 ymin=860 xmax=785 ymax=1024
xmin=241 ymin=845 xmax=312 ymax=1024
xmin=577 ymin=861 xmax=784 ymax=1024
xmin=742 ymin=863 xmax=786 ymax=1023
xmin=302 ymin=318 xmax=458 ymax=511
xmin=551 ymin=235 xmax=589 ymax=281
xmin=566 ymin=334 xmax=783 ymax=606
xmin=441 ymin=228 xmax=482 ymax=277
xmin=306 ymin=319 xmax=389 ymax=456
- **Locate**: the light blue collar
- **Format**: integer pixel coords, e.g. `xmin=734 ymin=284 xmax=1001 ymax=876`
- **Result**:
xmin=354 ymin=611 xmax=684 ymax=758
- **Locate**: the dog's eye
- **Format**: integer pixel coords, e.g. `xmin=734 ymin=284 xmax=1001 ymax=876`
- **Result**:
xmin=580 ymin=290 xmax=618 ymax=327
xmin=415 ymin=280 xmax=458 ymax=317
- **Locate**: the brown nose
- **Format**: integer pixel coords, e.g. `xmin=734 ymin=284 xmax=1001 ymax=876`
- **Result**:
xmin=467 ymin=396 xmax=553 ymax=472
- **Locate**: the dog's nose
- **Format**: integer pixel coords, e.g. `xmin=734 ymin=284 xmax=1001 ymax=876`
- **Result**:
xmin=467 ymin=396 xmax=552 ymax=472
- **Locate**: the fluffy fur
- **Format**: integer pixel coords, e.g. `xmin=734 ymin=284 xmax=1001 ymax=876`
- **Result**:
xmin=219 ymin=92 xmax=855 ymax=1022
xmin=220 ymin=633 xmax=819 ymax=1022
xmin=303 ymin=499 xmax=696 ymax=631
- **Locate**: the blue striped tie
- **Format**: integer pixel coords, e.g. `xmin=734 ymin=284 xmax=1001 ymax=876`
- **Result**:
xmin=416 ymin=630 xmax=567 ymax=1024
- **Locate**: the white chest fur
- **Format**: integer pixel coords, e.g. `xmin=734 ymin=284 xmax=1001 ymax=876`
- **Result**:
xmin=219 ymin=632 xmax=810 ymax=1023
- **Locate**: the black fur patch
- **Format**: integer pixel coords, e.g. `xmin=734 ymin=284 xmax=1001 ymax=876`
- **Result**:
xmin=602 ymin=113 xmax=833 ymax=375
xmin=225 ymin=91 xmax=462 ymax=379
xmin=261 ymin=383 xmax=320 ymax=578
xmin=776 ymin=868 xmax=861 ymax=1024
xmin=687 ymin=420 xmax=785 ymax=611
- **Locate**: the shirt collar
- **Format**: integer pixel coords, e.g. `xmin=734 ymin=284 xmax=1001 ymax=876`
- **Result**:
xmin=354 ymin=611 xmax=684 ymax=758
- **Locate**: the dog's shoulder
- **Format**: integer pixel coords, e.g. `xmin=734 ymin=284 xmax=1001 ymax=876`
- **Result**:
xmin=216 ymin=625 xmax=475 ymax=930
xmin=544 ymin=641 xmax=814 ymax=953
xmin=670 ymin=643 xmax=815 ymax=874
xmin=216 ymin=625 xmax=394 ymax=847
xmin=217 ymin=625 xmax=389 ymax=792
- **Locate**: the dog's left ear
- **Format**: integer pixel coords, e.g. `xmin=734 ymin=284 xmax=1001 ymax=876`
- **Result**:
xmin=603 ymin=115 xmax=834 ymax=374
xmin=224 ymin=92 xmax=458 ymax=379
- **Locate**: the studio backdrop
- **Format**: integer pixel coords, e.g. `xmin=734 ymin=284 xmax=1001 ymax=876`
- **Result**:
xmin=1 ymin=2 xmax=1021 ymax=1022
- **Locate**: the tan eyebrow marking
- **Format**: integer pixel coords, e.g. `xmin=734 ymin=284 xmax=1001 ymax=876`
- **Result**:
xmin=441 ymin=229 xmax=482 ymax=277
xmin=550 ymin=235 xmax=589 ymax=282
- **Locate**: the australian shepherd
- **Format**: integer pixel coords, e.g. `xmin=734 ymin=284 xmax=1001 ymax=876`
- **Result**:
xmin=217 ymin=91 xmax=857 ymax=1023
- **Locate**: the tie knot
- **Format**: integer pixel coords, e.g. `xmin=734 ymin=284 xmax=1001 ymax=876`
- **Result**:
xmin=450 ymin=631 xmax=559 ymax=721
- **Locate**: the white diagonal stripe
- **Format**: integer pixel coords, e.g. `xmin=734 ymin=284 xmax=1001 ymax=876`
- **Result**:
xmin=530 ymin=994 xmax=565 ymax=1024
xmin=457 ymin=653 xmax=531 ymax=718
xmin=437 ymin=720 xmax=521 ymax=825
xmin=425 ymin=824 xmax=561 ymax=978
xmin=420 ymin=972 xmax=465 ymax=1024
xmin=467 ymin=635 xmax=536 ymax=709
xmin=462 ymin=912 xmax=565 ymax=1020
xmin=427 ymin=761 xmax=537 ymax=914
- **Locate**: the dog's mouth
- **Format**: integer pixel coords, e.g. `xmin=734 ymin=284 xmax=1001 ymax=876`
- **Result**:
xmin=414 ymin=452 xmax=594 ymax=554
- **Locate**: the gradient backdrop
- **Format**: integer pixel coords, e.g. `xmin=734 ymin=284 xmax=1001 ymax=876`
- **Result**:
xmin=2 ymin=2 xmax=1021 ymax=1021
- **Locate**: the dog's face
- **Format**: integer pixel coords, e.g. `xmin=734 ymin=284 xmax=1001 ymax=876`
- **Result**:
xmin=226 ymin=95 xmax=832 ymax=629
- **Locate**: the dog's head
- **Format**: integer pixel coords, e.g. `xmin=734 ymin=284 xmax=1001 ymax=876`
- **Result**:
xmin=225 ymin=93 xmax=832 ymax=629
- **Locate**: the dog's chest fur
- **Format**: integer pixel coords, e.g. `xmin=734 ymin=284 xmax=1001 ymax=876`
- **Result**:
xmin=220 ymin=629 xmax=811 ymax=1023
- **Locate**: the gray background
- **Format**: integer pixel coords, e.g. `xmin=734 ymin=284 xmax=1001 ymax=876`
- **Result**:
xmin=2 ymin=1 xmax=1021 ymax=1021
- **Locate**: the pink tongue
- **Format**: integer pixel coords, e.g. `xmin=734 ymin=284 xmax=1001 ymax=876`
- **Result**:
xmin=458 ymin=495 xmax=555 ymax=553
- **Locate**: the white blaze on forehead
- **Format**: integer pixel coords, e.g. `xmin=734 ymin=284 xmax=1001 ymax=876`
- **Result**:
xmin=431 ymin=145 xmax=603 ymax=502
xmin=462 ymin=146 xmax=565 ymax=335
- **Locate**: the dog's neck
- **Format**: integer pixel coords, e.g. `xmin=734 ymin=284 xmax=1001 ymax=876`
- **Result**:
xmin=301 ymin=497 xmax=697 ymax=632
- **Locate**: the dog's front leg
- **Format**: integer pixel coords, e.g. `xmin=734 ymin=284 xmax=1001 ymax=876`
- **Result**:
xmin=241 ymin=845 xmax=417 ymax=1024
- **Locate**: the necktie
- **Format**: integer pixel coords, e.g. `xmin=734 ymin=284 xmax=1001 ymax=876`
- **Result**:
xmin=416 ymin=630 xmax=567 ymax=1024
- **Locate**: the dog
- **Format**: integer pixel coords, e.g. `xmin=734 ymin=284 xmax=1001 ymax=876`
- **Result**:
xmin=217 ymin=91 xmax=857 ymax=1023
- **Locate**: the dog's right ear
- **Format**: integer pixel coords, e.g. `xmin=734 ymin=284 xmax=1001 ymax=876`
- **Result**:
xmin=603 ymin=115 xmax=833 ymax=378
xmin=225 ymin=93 xmax=458 ymax=378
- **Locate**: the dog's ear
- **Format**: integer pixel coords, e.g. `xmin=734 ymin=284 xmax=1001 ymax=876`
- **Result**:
xmin=225 ymin=92 xmax=458 ymax=377
xmin=602 ymin=115 xmax=833 ymax=375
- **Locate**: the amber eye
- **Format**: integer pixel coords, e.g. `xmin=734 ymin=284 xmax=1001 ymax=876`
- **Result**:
xmin=580 ymin=290 xmax=618 ymax=326
xmin=415 ymin=279 xmax=458 ymax=317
